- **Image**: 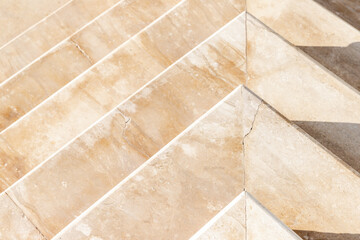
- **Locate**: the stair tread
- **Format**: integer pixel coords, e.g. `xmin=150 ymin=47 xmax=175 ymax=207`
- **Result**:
xmin=0 ymin=9 xmax=245 ymax=239
xmin=53 ymin=86 xmax=245 ymax=240
xmin=0 ymin=0 xmax=181 ymax=132
xmin=0 ymin=0 xmax=244 ymax=194
xmin=246 ymin=14 xmax=360 ymax=173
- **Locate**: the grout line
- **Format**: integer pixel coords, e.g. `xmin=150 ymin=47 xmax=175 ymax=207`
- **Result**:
xmin=0 ymin=0 xmax=186 ymax=135
xmin=0 ymin=0 xmax=129 ymax=87
xmin=189 ymin=191 xmax=246 ymax=240
xmin=0 ymin=0 xmax=75 ymax=51
xmin=0 ymin=11 xmax=245 ymax=198
xmin=52 ymin=84 xmax=244 ymax=239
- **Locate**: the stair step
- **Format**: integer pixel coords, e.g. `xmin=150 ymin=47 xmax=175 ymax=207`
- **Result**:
xmin=0 ymin=0 xmax=181 ymax=132
xmin=244 ymin=88 xmax=360 ymax=234
xmin=192 ymin=192 xmax=301 ymax=240
xmin=52 ymin=84 xmax=359 ymax=239
xmin=0 ymin=0 xmax=70 ymax=48
xmin=246 ymin=14 xmax=360 ymax=174
xmin=0 ymin=0 xmax=123 ymax=83
xmin=248 ymin=0 xmax=360 ymax=93
xmin=0 ymin=0 xmax=244 ymax=193
xmin=53 ymin=86 xmax=245 ymax=240
xmin=0 ymin=12 xmax=245 ymax=238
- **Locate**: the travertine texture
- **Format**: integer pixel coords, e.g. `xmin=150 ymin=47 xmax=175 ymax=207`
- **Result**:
xmin=0 ymin=0 xmax=181 ymax=132
xmin=0 ymin=0 xmax=70 ymax=47
xmin=247 ymin=0 xmax=360 ymax=92
xmin=54 ymin=87 xmax=244 ymax=240
xmin=0 ymin=0 xmax=245 ymax=192
xmin=3 ymin=14 xmax=245 ymax=238
xmin=196 ymin=193 xmax=245 ymax=240
xmin=246 ymin=14 xmax=360 ymax=173
xmin=244 ymin=98 xmax=360 ymax=234
xmin=0 ymin=194 xmax=45 ymax=240
xmin=0 ymin=0 xmax=122 ymax=82
xmin=246 ymin=193 xmax=301 ymax=240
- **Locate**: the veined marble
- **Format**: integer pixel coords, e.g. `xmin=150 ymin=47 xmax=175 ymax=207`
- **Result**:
xmin=246 ymin=14 xmax=360 ymax=173
xmin=0 ymin=0 xmax=181 ymax=132
xmin=53 ymin=87 xmax=245 ymax=240
xmin=1 ymin=14 xmax=245 ymax=238
xmin=0 ymin=0 xmax=245 ymax=193
xmin=0 ymin=0 xmax=70 ymax=47
xmin=0 ymin=0 xmax=122 ymax=82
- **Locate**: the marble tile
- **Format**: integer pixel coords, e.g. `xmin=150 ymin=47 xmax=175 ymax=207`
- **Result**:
xmin=0 ymin=0 xmax=245 ymax=192
xmin=0 ymin=0 xmax=181 ymax=132
xmin=5 ymin=14 xmax=246 ymax=238
xmin=244 ymin=93 xmax=360 ymax=234
xmin=247 ymin=0 xmax=360 ymax=93
xmin=246 ymin=14 xmax=360 ymax=173
xmin=0 ymin=0 xmax=121 ymax=82
xmin=246 ymin=193 xmax=301 ymax=240
xmin=195 ymin=193 xmax=246 ymax=240
xmin=53 ymin=87 xmax=244 ymax=240
xmin=0 ymin=193 xmax=45 ymax=240
xmin=0 ymin=0 xmax=70 ymax=47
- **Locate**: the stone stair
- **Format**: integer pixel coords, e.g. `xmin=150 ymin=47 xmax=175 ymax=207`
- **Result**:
xmin=0 ymin=0 xmax=359 ymax=239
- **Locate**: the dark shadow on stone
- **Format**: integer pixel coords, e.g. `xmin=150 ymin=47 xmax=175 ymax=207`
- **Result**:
xmin=294 ymin=121 xmax=360 ymax=173
xmin=313 ymin=0 xmax=360 ymax=30
xmin=299 ymin=42 xmax=360 ymax=92
xmin=295 ymin=230 xmax=360 ymax=240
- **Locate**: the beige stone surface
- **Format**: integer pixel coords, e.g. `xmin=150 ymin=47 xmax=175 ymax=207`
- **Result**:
xmin=248 ymin=0 xmax=360 ymax=93
xmin=0 ymin=193 xmax=45 ymax=240
xmin=4 ymin=14 xmax=245 ymax=238
xmin=0 ymin=0 xmax=244 ymax=192
xmin=0 ymin=0 xmax=181 ymax=132
xmin=0 ymin=0 xmax=121 ymax=83
xmin=246 ymin=14 xmax=360 ymax=173
xmin=246 ymin=193 xmax=301 ymax=240
xmin=195 ymin=193 xmax=245 ymax=240
xmin=195 ymin=192 xmax=301 ymax=240
xmin=53 ymin=87 xmax=244 ymax=240
xmin=247 ymin=0 xmax=360 ymax=47
xmin=0 ymin=0 xmax=70 ymax=47
xmin=244 ymin=97 xmax=360 ymax=234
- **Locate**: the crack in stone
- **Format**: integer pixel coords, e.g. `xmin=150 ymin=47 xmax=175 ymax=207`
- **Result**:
xmin=69 ymin=39 xmax=93 ymax=64
xmin=243 ymin=101 xmax=262 ymax=141
xmin=5 ymin=192 xmax=48 ymax=240
xmin=116 ymin=110 xmax=151 ymax=159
